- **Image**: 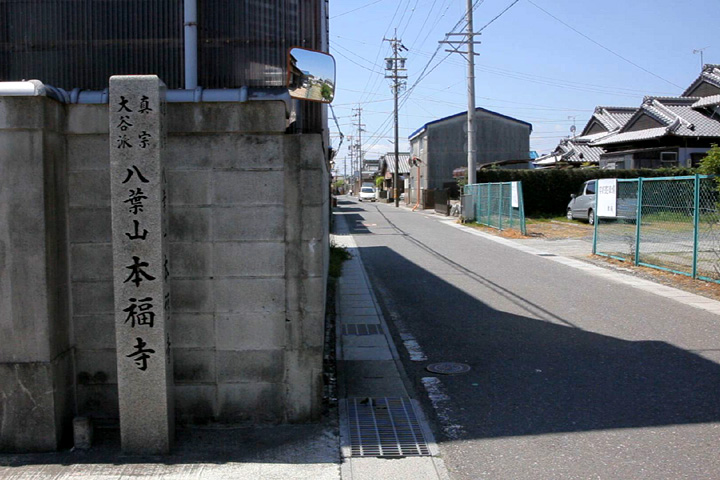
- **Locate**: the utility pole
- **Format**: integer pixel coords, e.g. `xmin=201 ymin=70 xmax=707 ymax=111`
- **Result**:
xmin=440 ymin=0 xmax=480 ymax=186
xmin=347 ymin=135 xmax=354 ymax=193
xmin=352 ymin=106 xmax=365 ymax=185
xmin=384 ymin=30 xmax=407 ymax=207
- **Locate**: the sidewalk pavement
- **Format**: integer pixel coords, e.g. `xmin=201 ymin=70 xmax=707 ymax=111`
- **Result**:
xmin=332 ymin=211 xmax=451 ymax=480
xmin=0 ymin=420 xmax=341 ymax=479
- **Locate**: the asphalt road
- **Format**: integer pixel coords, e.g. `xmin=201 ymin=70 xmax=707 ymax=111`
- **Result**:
xmin=337 ymin=196 xmax=720 ymax=480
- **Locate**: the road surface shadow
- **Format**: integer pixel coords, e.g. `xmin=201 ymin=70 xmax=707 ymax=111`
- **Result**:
xmin=360 ymin=245 xmax=720 ymax=440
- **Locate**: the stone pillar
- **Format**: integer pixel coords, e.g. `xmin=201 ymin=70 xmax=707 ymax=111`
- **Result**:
xmin=0 ymin=93 xmax=73 ymax=452
xmin=109 ymin=75 xmax=173 ymax=454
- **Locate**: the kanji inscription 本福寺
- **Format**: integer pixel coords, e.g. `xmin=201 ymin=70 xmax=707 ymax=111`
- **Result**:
xmin=109 ymin=75 xmax=173 ymax=455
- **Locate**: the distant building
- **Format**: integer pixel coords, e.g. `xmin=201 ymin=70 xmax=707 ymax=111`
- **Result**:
xmin=361 ymin=158 xmax=382 ymax=184
xmin=379 ymin=152 xmax=411 ymax=197
xmin=408 ymin=107 xmax=532 ymax=191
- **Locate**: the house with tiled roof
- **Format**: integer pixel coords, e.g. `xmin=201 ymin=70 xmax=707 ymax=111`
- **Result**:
xmin=591 ymin=95 xmax=720 ymax=169
xmin=537 ymin=65 xmax=720 ymax=170
xmin=534 ymin=135 xmax=605 ymax=168
xmin=581 ymin=106 xmax=637 ymax=137
xmin=379 ymin=152 xmax=411 ymax=199
xmin=534 ymin=106 xmax=635 ymax=168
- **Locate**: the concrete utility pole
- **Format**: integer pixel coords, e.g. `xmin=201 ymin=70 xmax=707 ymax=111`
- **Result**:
xmin=347 ymin=135 xmax=354 ymax=192
xmin=384 ymin=30 xmax=407 ymax=207
xmin=352 ymin=106 xmax=365 ymax=184
xmin=440 ymin=0 xmax=480 ymax=186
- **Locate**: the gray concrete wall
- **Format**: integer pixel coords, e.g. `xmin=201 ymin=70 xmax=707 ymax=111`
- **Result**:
xmin=0 ymin=97 xmax=73 ymax=451
xmin=0 ymin=96 xmax=329 ymax=450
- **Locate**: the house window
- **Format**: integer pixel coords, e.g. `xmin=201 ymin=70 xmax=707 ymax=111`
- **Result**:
xmin=660 ymin=151 xmax=678 ymax=167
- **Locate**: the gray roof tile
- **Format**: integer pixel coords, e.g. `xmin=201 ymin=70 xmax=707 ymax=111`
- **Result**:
xmin=381 ymin=153 xmax=412 ymax=174
xmin=693 ymin=95 xmax=720 ymax=108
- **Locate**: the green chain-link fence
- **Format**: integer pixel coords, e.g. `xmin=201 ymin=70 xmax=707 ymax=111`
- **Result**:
xmin=462 ymin=181 xmax=526 ymax=235
xmin=594 ymin=174 xmax=720 ymax=282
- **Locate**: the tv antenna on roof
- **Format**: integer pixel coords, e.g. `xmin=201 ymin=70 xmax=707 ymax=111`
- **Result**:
xmin=693 ymin=46 xmax=710 ymax=71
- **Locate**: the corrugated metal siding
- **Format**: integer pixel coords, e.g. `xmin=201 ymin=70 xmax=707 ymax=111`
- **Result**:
xmin=1 ymin=0 xmax=183 ymax=89
xmin=1 ymin=0 xmax=325 ymax=90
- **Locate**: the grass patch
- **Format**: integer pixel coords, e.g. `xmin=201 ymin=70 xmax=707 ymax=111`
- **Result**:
xmin=329 ymin=242 xmax=352 ymax=278
xmin=526 ymin=215 xmax=574 ymax=224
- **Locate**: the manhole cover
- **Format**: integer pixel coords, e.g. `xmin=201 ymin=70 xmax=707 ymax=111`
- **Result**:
xmin=426 ymin=362 xmax=471 ymax=375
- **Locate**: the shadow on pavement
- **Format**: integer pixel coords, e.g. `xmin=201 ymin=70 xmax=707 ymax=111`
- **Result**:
xmin=360 ymin=245 xmax=720 ymax=440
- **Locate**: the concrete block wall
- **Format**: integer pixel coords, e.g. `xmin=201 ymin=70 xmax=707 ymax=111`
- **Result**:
xmin=0 ymin=97 xmax=74 ymax=451
xmin=1 ymin=96 xmax=328 ymax=450
xmin=67 ymin=101 xmax=328 ymax=426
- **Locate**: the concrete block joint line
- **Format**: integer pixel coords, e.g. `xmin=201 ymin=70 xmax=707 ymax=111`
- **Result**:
xmin=332 ymin=212 xmax=451 ymax=480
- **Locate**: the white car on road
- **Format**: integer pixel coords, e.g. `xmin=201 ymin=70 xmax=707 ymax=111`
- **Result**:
xmin=359 ymin=186 xmax=376 ymax=202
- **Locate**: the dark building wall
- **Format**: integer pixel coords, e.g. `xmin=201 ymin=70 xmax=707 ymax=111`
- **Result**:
xmin=585 ymin=122 xmax=608 ymax=135
xmin=424 ymin=111 xmax=530 ymax=188
xmin=626 ymin=114 xmax=664 ymax=132
xmin=0 ymin=0 xmax=326 ymax=90
xmin=687 ymin=82 xmax=720 ymax=98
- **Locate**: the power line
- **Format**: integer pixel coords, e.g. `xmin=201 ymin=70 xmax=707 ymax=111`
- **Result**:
xmin=526 ymin=0 xmax=683 ymax=89
xmin=399 ymin=0 xmax=422 ymax=39
xmin=477 ymin=0 xmax=520 ymax=33
xmin=331 ymin=0 xmax=383 ymax=19
xmin=361 ymin=0 xmax=489 ymax=155
xmin=330 ymin=45 xmax=384 ymax=75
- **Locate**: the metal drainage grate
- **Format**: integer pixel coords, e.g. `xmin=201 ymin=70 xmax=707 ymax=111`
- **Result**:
xmin=343 ymin=324 xmax=382 ymax=336
xmin=347 ymin=397 xmax=430 ymax=457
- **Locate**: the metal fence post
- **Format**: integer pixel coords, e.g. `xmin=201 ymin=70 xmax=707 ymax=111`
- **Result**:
xmin=692 ymin=173 xmax=700 ymax=279
xmin=518 ymin=181 xmax=526 ymax=235
xmin=592 ymin=184 xmax=599 ymax=255
xmin=498 ymin=183 xmax=504 ymax=230
xmin=634 ymin=178 xmax=643 ymax=266
xmin=508 ymin=182 xmax=513 ymax=228
xmin=487 ymin=184 xmax=491 ymax=226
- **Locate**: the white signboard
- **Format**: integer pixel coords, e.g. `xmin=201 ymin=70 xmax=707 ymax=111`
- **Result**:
xmin=511 ymin=182 xmax=519 ymax=208
xmin=597 ymin=178 xmax=617 ymax=218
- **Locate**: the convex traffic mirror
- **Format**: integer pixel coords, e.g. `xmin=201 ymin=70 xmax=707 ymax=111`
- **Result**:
xmin=287 ymin=47 xmax=336 ymax=103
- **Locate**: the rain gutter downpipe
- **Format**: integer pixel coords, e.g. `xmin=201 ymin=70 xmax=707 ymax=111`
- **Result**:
xmin=412 ymin=157 xmax=422 ymax=211
xmin=184 ymin=0 xmax=198 ymax=90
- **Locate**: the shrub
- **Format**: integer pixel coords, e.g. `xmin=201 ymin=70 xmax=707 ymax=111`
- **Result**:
xmin=473 ymin=167 xmax=695 ymax=217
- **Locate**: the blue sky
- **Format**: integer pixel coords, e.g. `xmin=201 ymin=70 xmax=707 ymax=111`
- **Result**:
xmin=329 ymin=0 xmax=719 ymax=175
